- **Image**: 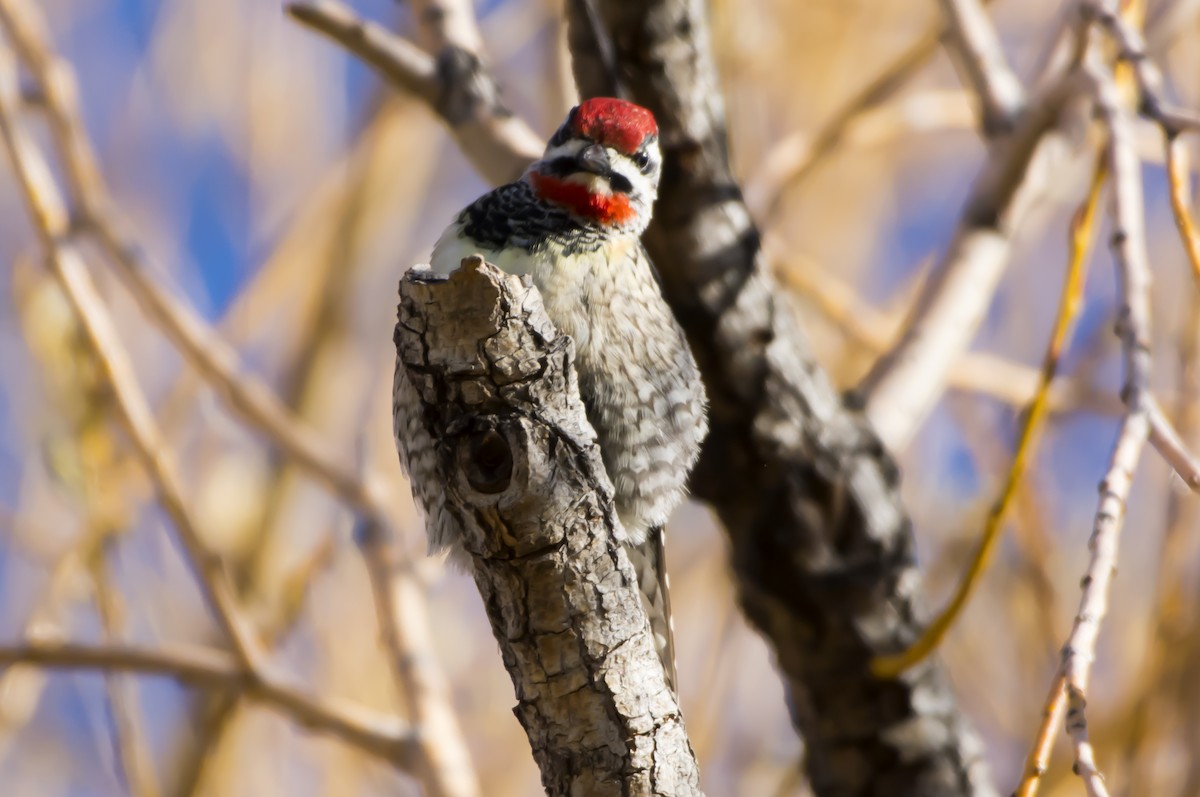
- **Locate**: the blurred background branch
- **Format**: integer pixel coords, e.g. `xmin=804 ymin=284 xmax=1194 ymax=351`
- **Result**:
xmin=290 ymin=0 xmax=541 ymax=184
xmin=0 ymin=0 xmax=476 ymax=794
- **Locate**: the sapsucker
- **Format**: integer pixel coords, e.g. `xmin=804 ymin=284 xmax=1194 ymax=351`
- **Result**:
xmin=393 ymin=97 xmax=708 ymax=687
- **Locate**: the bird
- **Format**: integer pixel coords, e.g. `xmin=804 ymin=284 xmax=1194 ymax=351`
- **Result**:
xmin=393 ymin=97 xmax=708 ymax=688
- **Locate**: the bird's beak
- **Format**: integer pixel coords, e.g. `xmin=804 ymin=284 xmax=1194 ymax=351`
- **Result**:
xmin=575 ymin=144 xmax=611 ymax=176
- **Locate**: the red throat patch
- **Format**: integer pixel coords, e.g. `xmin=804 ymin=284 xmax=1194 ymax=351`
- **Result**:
xmin=530 ymin=172 xmax=637 ymax=226
xmin=572 ymin=97 xmax=657 ymax=154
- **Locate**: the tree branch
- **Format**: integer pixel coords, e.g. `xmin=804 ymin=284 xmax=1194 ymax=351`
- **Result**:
xmin=0 ymin=641 xmax=418 ymax=766
xmin=857 ymin=70 xmax=1086 ymax=452
xmin=1087 ymin=0 xmax=1200 ymax=135
xmin=0 ymin=52 xmax=262 ymax=670
xmin=773 ymin=249 xmax=1119 ymax=415
xmin=0 ymin=3 xmax=479 ymax=793
xmin=939 ymin=0 xmax=1025 ymax=133
xmin=394 ymin=258 xmax=703 ymax=797
xmin=1147 ymin=396 xmax=1200 ymax=491
xmin=570 ymin=2 xmax=995 ymax=795
xmin=1049 ymin=57 xmax=1154 ymax=797
xmin=288 ymin=0 xmax=542 ymax=184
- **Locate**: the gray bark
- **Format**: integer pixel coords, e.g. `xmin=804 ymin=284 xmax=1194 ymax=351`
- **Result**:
xmin=394 ymin=257 xmax=703 ymax=797
xmin=567 ymin=2 xmax=997 ymax=795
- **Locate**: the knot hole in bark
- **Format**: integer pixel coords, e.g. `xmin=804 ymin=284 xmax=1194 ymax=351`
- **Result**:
xmin=463 ymin=428 xmax=513 ymax=494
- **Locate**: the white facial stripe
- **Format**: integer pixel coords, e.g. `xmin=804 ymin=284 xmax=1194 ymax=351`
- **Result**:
xmin=609 ymin=157 xmax=657 ymax=201
xmin=542 ymin=139 xmax=587 ymax=162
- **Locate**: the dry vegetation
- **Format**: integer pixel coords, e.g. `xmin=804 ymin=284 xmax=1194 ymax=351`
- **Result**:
xmin=0 ymin=0 xmax=1199 ymax=795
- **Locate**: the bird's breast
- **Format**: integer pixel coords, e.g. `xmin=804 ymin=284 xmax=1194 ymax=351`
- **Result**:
xmin=432 ymin=229 xmax=636 ymax=355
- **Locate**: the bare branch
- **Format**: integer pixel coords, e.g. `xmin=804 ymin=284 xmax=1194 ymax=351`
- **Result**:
xmin=1088 ymin=0 xmax=1200 ymax=135
xmin=773 ymin=249 xmax=1117 ymax=415
xmin=1165 ymin=134 xmax=1200 ymax=283
xmin=1147 ymin=397 xmax=1200 ymax=491
xmin=287 ymin=1 xmax=439 ymax=102
xmin=395 ymin=258 xmax=703 ymax=796
xmin=0 ymin=0 xmax=381 ymax=540
xmin=1016 ymin=9 xmax=1200 ymax=791
xmin=938 ymin=0 xmax=1025 ymax=133
xmin=0 ymin=54 xmax=262 ymax=668
xmin=858 ymin=71 xmax=1087 ymax=452
xmin=0 ymin=4 xmax=479 ymax=793
xmin=1122 ymin=158 xmax=1200 ymax=792
xmin=1063 ymin=410 xmax=1148 ymax=797
xmin=408 ymin=0 xmax=485 ymax=55
xmin=356 ymin=517 xmax=481 ymax=797
xmin=1014 ymin=675 xmax=1068 ymax=797
xmin=871 ymin=150 xmax=1106 ymax=677
xmin=92 ymin=555 xmax=162 ymax=797
xmin=848 ymin=0 xmax=1200 ymax=452
xmin=1029 ymin=56 xmax=1156 ymax=797
xmin=1096 ymin=75 xmax=1153 ymax=402
xmin=0 ymin=641 xmax=419 ymax=766
xmin=288 ymin=0 xmax=541 ymax=184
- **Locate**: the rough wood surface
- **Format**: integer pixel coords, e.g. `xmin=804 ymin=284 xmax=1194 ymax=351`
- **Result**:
xmin=394 ymin=257 xmax=703 ymax=797
xmin=569 ymin=2 xmax=996 ymax=795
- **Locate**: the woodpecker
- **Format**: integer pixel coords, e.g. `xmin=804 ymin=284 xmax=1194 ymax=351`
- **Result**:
xmin=393 ymin=97 xmax=708 ymax=687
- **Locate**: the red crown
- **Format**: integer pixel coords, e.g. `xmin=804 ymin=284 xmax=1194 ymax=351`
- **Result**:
xmin=571 ymin=97 xmax=658 ymax=155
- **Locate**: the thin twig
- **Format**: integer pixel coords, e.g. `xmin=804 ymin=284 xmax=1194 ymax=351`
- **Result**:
xmin=0 ymin=2 xmax=481 ymax=793
xmin=1014 ymin=674 xmax=1068 ymax=796
xmin=1088 ymin=0 xmax=1200 ymax=135
xmin=0 ymin=641 xmax=418 ymax=765
xmin=354 ymin=474 xmax=480 ymax=797
xmin=1064 ymin=412 xmax=1147 ymax=797
xmin=1122 ymin=205 xmax=1200 ymax=790
xmin=90 ymin=552 xmax=163 ymax=797
xmin=0 ymin=49 xmax=262 ymax=670
xmin=1146 ymin=396 xmax=1200 ymax=490
xmin=1014 ymin=5 xmax=1183 ymax=789
xmin=1166 ymin=134 xmax=1200 ymax=283
xmin=1049 ymin=56 xmax=1156 ymax=797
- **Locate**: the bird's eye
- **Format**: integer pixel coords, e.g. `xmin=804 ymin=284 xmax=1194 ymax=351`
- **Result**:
xmin=632 ymin=151 xmax=651 ymax=173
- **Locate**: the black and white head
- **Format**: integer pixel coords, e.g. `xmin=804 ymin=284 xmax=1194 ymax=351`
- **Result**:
xmin=527 ymin=97 xmax=662 ymax=234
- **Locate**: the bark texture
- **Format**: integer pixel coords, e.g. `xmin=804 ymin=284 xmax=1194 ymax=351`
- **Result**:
xmin=394 ymin=258 xmax=703 ymax=797
xmin=568 ymin=2 xmax=996 ymax=795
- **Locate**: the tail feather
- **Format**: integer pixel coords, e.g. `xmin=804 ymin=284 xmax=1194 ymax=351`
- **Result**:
xmin=626 ymin=525 xmax=677 ymax=692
